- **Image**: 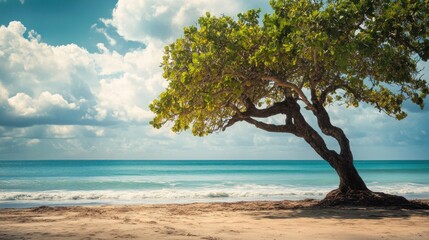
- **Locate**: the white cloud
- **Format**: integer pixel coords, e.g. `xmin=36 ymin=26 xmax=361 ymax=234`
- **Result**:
xmin=0 ymin=21 xmax=97 ymax=100
xmin=96 ymin=74 xmax=154 ymax=122
xmin=91 ymin=24 xmax=117 ymax=46
xmin=0 ymin=21 xmax=159 ymax=126
xmin=27 ymin=29 xmax=41 ymax=42
xmin=48 ymin=125 xmax=77 ymax=138
xmin=26 ymin=139 xmax=40 ymax=146
xmin=7 ymin=91 xmax=77 ymax=117
xmin=108 ymin=0 xmax=262 ymax=44
xmin=6 ymin=21 xmax=26 ymax=36
xmin=93 ymin=43 xmax=126 ymax=75
xmin=0 ymin=82 xmax=8 ymax=101
xmin=91 ymin=40 xmax=165 ymax=123
xmin=85 ymin=126 xmax=105 ymax=137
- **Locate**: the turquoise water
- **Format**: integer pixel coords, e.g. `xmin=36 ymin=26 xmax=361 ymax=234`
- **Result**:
xmin=0 ymin=160 xmax=428 ymax=208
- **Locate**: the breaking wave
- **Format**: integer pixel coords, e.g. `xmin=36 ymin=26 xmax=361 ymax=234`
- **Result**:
xmin=1 ymin=183 xmax=428 ymax=206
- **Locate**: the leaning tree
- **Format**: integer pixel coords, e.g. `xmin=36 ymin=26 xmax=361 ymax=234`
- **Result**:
xmin=150 ymin=0 xmax=429 ymax=206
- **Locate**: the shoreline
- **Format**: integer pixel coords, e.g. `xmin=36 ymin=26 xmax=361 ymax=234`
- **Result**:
xmin=1 ymin=199 xmax=429 ymax=240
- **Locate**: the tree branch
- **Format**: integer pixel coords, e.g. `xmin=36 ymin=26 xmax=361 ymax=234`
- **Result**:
xmin=302 ymin=78 xmax=354 ymax=160
xmin=227 ymin=96 xmax=341 ymax=166
xmin=244 ymin=117 xmax=297 ymax=134
xmin=222 ymin=99 xmax=294 ymax=131
xmin=222 ymin=114 xmax=244 ymax=131
xmin=312 ymin=103 xmax=353 ymax=160
xmin=261 ymin=76 xmax=314 ymax=110
xmin=245 ymin=99 xmax=293 ymax=118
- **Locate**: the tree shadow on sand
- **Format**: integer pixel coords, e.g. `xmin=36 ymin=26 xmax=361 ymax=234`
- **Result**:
xmin=249 ymin=207 xmax=429 ymax=220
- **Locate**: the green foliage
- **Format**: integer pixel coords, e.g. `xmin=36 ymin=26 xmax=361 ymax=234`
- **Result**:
xmin=150 ymin=0 xmax=429 ymax=136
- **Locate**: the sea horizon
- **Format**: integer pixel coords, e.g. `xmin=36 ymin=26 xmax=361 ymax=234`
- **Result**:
xmin=1 ymin=159 xmax=428 ymax=161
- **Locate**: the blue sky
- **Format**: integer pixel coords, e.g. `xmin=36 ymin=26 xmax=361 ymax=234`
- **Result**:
xmin=0 ymin=0 xmax=428 ymax=160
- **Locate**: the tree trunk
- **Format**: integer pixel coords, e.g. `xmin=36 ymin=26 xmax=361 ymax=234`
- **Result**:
xmin=305 ymin=101 xmax=370 ymax=195
xmin=320 ymin=156 xmax=416 ymax=208
xmin=331 ymin=157 xmax=368 ymax=193
xmin=291 ymin=102 xmax=368 ymax=194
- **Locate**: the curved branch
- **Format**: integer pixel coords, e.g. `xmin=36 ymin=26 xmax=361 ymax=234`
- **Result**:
xmin=312 ymin=103 xmax=353 ymax=160
xmin=311 ymin=81 xmax=357 ymax=160
xmin=222 ymin=100 xmax=293 ymax=131
xmin=226 ymin=96 xmax=341 ymax=166
xmin=245 ymin=100 xmax=293 ymax=118
xmin=222 ymin=115 xmax=243 ymax=131
xmin=287 ymin=104 xmax=340 ymax=164
xmin=244 ymin=117 xmax=297 ymax=134
xmin=261 ymin=76 xmax=314 ymax=110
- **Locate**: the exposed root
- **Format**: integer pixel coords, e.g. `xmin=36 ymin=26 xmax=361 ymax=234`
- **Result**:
xmin=318 ymin=189 xmax=429 ymax=209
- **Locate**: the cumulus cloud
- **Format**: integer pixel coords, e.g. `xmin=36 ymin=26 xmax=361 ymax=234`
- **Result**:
xmin=47 ymin=125 xmax=78 ymax=138
xmin=92 ymin=41 xmax=164 ymax=122
xmin=0 ymin=82 xmax=8 ymax=101
xmin=26 ymin=139 xmax=40 ymax=146
xmin=8 ymin=91 xmax=77 ymax=116
xmin=0 ymin=21 xmax=96 ymax=100
xmin=0 ymin=21 xmax=159 ymax=128
xmin=96 ymin=74 xmax=154 ymax=122
xmin=107 ymin=0 xmax=269 ymax=44
xmin=91 ymin=24 xmax=117 ymax=46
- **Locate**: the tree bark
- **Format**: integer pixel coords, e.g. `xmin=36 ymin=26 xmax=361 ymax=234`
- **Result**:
xmin=330 ymin=157 xmax=368 ymax=193
xmin=288 ymin=99 xmax=369 ymax=193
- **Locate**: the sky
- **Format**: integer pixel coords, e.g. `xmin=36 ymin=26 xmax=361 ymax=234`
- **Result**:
xmin=0 ymin=0 xmax=428 ymax=160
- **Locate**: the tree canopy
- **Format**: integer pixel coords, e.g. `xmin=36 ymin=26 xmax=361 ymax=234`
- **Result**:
xmin=150 ymin=0 xmax=429 ymax=139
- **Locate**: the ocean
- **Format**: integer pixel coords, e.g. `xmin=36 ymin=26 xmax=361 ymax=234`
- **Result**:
xmin=0 ymin=160 xmax=428 ymax=208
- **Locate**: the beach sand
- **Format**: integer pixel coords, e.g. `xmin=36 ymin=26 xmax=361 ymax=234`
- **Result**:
xmin=1 ymin=200 xmax=428 ymax=240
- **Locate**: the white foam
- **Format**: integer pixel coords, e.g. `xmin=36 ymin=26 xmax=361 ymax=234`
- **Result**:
xmin=0 ymin=185 xmax=330 ymax=203
xmin=1 ymin=183 xmax=428 ymax=205
xmin=368 ymin=183 xmax=429 ymax=196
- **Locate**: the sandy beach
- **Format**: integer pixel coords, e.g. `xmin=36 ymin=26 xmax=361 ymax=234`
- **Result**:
xmin=1 ymin=200 xmax=428 ymax=240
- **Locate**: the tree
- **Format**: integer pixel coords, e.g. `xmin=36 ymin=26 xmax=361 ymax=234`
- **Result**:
xmin=150 ymin=0 xmax=429 ymax=206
